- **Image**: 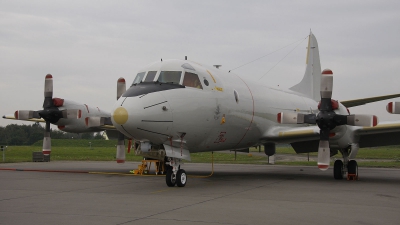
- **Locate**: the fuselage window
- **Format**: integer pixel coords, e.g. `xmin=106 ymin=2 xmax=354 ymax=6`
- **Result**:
xmin=132 ymin=72 xmax=145 ymax=85
xmin=144 ymin=71 xmax=157 ymax=82
xmin=183 ymin=72 xmax=203 ymax=89
xmin=203 ymin=78 xmax=209 ymax=86
xmin=157 ymin=71 xmax=182 ymax=85
xmin=234 ymin=90 xmax=239 ymax=103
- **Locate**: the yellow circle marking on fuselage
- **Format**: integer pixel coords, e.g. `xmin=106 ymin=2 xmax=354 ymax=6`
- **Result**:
xmin=113 ymin=107 xmax=128 ymax=125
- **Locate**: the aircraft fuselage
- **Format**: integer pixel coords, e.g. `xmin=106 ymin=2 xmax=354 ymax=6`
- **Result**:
xmin=111 ymin=59 xmax=343 ymax=153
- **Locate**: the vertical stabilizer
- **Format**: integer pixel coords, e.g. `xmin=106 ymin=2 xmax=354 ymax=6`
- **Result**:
xmin=289 ymin=32 xmax=321 ymax=101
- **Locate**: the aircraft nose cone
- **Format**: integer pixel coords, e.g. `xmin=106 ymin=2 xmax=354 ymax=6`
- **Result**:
xmin=113 ymin=107 xmax=128 ymax=125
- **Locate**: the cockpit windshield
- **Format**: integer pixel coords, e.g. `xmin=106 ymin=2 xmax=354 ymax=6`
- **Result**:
xmin=183 ymin=72 xmax=203 ymax=89
xmin=157 ymin=71 xmax=182 ymax=85
xmin=132 ymin=72 xmax=145 ymax=85
xmin=144 ymin=71 xmax=157 ymax=82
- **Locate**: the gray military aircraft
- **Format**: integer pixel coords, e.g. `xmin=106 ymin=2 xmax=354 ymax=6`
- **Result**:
xmin=4 ymin=32 xmax=400 ymax=187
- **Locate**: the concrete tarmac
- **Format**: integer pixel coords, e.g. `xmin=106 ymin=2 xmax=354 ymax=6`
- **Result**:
xmin=1 ymin=161 xmax=400 ymax=225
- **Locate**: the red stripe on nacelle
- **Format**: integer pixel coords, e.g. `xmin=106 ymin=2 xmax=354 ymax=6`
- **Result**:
xmin=78 ymin=110 xmax=82 ymax=119
xmin=116 ymin=159 xmax=125 ymax=163
xmin=58 ymin=125 xmax=65 ymax=130
xmin=373 ymin=116 xmax=378 ymax=127
xmin=53 ymin=98 xmax=64 ymax=107
xmin=277 ymin=113 xmax=282 ymax=123
xmin=14 ymin=111 xmax=19 ymax=119
xmin=318 ymin=99 xmax=339 ymax=110
xmin=85 ymin=117 xmax=89 ymax=126
xmin=84 ymin=104 xmax=90 ymax=113
xmin=322 ymin=69 xmax=333 ymax=75
xmin=387 ymin=102 xmax=393 ymax=113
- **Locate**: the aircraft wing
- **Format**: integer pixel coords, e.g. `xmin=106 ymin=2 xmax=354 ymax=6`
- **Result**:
xmin=341 ymin=93 xmax=400 ymax=108
xmin=355 ymin=121 xmax=400 ymax=147
xmin=263 ymin=121 xmax=400 ymax=153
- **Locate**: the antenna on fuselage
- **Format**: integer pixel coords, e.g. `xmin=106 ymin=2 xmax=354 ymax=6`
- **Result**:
xmin=161 ymin=58 xmax=163 ymax=62
xmin=213 ymin=65 xmax=221 ymax=69
xmin=185 ymin=56 xmax=187 ymax=60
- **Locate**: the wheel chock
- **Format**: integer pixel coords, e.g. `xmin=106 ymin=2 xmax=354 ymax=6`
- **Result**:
xmin=347 ymin=173 xmax=358 ymax=181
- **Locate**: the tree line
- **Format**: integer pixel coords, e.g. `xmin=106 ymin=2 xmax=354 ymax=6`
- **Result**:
xmin=0 ymin=123 xmax=104 ymax=145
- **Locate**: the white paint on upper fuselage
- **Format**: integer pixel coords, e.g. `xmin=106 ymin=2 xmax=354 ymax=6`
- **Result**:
xmin=113 ymin=59 xmax=349 ymax=153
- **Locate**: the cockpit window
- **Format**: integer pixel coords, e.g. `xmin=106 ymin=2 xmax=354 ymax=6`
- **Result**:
xmin=181 ymin=63 xmax=195 ymax=71
xmin=144 ymin=71 xmax=157 ymax=82
xmin=183 ymin=72 xmax=203 ymax=89
xmin=157 ymin=71 xmax=182 ymax=84
xmin=132 ymin=72 xmax=145 ymax=85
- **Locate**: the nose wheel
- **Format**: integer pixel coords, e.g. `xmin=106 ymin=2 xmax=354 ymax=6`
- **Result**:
xmin=333 ymin=159 xmax=344 ymax=179
xmin=333 ymin=149 xmax=359 ymax=181
xmin=165 ymin=158 xmax=187 ymax=187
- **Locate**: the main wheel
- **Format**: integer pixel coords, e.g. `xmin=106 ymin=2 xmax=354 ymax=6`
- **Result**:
xmin=165 ymin=168 xmax=176 ymax=187
xmin=333 ymin=160 xmax=343 ymax=180
xmin=176 ymin=169 xmax=187 ymax=187
xmin=348 ymin=160 xmax=358 ymax=175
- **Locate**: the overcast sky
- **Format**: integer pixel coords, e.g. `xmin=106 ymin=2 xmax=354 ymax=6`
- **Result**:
xmin=1 ymin=0 xmax=400 ymax=128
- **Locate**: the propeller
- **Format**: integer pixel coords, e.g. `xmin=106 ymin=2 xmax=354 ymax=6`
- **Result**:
xmin=116 ymin=77 xmax=126 ymax=163
xmin=277 ymin=69 xmax=378 ymax=170
xmin=14 ymin=74 xmax=80 ymax=156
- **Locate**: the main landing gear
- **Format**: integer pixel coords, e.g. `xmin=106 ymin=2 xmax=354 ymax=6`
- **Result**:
xmin=165 ymin=157 xmax=187 ymax=187
xmin=333 ymin=148 xmax=358 ymax=180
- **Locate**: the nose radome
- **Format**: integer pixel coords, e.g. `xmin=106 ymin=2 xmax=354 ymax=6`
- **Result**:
xmin=113 ymin=107 xmax=128 ymax=125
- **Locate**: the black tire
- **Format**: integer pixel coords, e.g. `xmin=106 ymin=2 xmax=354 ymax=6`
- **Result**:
xmin=348 ymin=160 xmax=358 ymax=175
xmin=333 ymin=160 xmax=343 ymax=180
xmin=165 ymin=168 xmax=176 ymax=187
xmin=176 ymin=169 xmax=187 ymax=187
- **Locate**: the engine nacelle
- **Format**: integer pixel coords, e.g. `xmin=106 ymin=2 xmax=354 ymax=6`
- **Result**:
xmin=54 ymin=98 xmax=110 ymax=133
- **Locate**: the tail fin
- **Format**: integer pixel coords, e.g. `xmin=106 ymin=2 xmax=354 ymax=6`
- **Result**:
xmin=289 ymin=32 xmax=321 ymax=101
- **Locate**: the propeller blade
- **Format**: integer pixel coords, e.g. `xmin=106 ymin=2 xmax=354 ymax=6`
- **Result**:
xmin=317 ymin=140 xmax=330 ymax=171
xmin=277 ymin=112 xmax=317 ymax=124
xmin=14 ymin=110 xmax=40 ymax=120
xmin=346 ymin=114 xmax=378 ymax=127
xmin=117 ymin=78 xmax=126 ymax=100
xmin=43 ymin=121 xmax=51 ymax=156
xmin=387 ymin=102 xmax=400 ymax=114
xmin=116 ymin=132 xmax=125 ymax=163
xmin=320 ymin=69 xmax=333 ymax=99
xmin=43 ymin=74 xmax=54 ymax=109
xmin=277 ymin=112 xmax=300 ymax=124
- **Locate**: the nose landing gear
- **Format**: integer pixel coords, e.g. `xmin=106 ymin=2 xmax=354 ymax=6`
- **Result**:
xmin=333 ymin=146 xmax=359 ymax=180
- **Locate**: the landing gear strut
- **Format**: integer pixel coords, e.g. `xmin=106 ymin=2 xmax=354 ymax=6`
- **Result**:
xmin=334 ymin=147 xmax=358 ymax=180
xmin=165 ymin=157 xmax=187 ymax=187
